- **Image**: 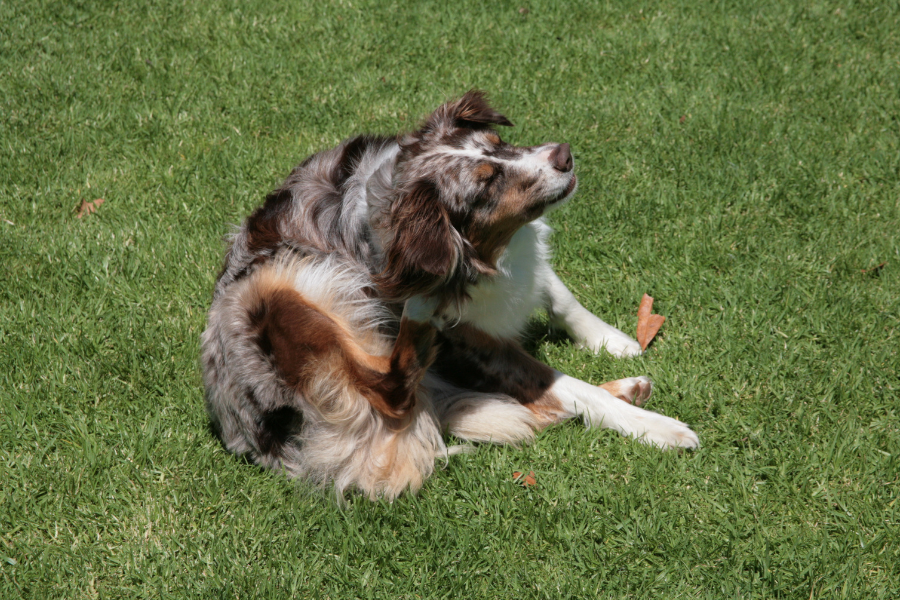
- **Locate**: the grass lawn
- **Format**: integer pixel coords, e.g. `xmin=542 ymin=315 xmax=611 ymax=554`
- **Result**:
xmin=2 ymin=0 xmax=899 ymax=597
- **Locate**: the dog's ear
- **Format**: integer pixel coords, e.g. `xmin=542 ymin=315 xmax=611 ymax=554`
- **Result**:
xmin=423 ymin=90 xmax=513 ymax=135
xmin=375 ymin=179 xmax=458 ymax=299
xmin=450 ymin=90 xmax=514 ymax=128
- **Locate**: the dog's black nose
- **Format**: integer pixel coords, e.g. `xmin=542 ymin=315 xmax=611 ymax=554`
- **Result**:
xmin=549 ymin=143 xmax=573 ymax=172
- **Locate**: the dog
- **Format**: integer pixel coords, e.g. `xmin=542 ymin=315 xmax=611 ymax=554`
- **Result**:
xmin=201 ymin=91 xmax=699 ymax=499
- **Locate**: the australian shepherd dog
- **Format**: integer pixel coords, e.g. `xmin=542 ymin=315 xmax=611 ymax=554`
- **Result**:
xmin=201 ymin=91 xmax=698 ymax=500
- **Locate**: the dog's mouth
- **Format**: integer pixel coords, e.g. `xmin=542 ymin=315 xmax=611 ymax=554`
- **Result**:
xmin=550 ymin=174 xmax=577 ymax=204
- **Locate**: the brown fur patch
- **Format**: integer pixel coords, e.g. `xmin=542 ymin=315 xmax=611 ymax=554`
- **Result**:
xmin=255 ymin=404 xmax=301 ymax=457
xmin=246 ymin=188 xmax=293 ymax=255
xmin=247 ymin=275 xmax=435 ymax=420
xmin=248 ymin=286 xmax=341 ymax=389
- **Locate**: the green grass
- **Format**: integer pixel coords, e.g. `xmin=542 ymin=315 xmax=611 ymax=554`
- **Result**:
xmin=2 ymin=0 xmax=899 ymax=597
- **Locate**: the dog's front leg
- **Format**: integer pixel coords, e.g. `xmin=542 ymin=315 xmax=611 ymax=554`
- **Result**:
xmin=547 ymin=372 xmax=699 ymax=449
xmin=544 ymin=270 xmax=642 ymax=358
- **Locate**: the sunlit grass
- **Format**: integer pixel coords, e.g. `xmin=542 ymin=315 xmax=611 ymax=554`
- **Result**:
xmin=1 ymin=0 xmax=898 ymax=597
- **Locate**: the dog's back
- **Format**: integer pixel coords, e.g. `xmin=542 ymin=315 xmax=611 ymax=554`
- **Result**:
xmin=213 ymin=135 xmax=398 ymax=299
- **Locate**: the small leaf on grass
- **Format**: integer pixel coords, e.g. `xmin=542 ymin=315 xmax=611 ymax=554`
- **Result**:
xmin=75 ymin=198 xmax=105 ymax=219
xmin=512 ymin=470 xmax=537 ymax=486
xmin=861 ymin=261 xmax=886 ymax=275
xmin=637 ymin=294 xmax=666 ymax=351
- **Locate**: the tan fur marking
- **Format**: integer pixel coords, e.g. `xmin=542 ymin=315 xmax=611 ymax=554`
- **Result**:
xmin=521 ymin=392 xmax=569 ymax=428
xmin=599 ymin=377 xmax=652 ymax=406
xmin=467 ymin=187 xmax=532 ymax=266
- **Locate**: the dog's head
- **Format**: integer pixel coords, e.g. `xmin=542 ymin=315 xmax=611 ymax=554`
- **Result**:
xmin=377 ymin=90 xmax=577 ymax=301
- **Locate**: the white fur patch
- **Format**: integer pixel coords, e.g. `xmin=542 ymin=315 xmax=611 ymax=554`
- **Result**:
xmin=447 ymin=219 xmax=551 ymax=337
xmin=440 ymin=393 xmax=538 ymax=445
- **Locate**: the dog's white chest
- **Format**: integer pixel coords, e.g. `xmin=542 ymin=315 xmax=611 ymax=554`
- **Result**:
xmin=452 ymin=220 xmax=552 ymax=338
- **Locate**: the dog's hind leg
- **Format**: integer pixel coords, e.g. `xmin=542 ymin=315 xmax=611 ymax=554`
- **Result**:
xmin=428 ymin=379 xmax=539 ymax=446
xmin=353 ymin=295 xmax=442 ymax=419
xmin=297 ymin=295 xmax=448 ymax=498
xmin=432 ymin=324 xmax=697 ymax=450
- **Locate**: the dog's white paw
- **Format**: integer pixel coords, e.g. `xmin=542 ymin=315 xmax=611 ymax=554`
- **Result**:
xmin=579 ymin=330 xmax=642 ymax=358
xmin=625 ymin=411 xmax=699 ymax=450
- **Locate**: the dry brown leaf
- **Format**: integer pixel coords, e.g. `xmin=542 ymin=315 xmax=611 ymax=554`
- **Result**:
xmin=76 ymin=198 xmax=105 ymax=219
xmin=636 ymin=294 xmax=666 ymax=351
xmin=513 ymin=470 xmax=537 ymax=486
xmin=861 ymin=261 xmax=886 ymax=275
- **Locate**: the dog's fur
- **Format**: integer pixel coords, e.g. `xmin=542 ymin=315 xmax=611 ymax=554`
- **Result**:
xmin=201 ymin=91 xmax=698 ymax=499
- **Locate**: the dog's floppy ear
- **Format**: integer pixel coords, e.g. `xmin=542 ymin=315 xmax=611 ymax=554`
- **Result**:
xmin=450 ymin=90 xmax=514 ymax=128
xmin=375 ymin=179 xmax=458 ymax=299
xmin=423 ymin=90 xmax=513 ymax=135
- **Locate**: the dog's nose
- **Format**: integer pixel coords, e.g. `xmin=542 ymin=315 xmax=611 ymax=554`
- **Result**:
xmin=549 ymin=143 xmax=573 ymax=173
